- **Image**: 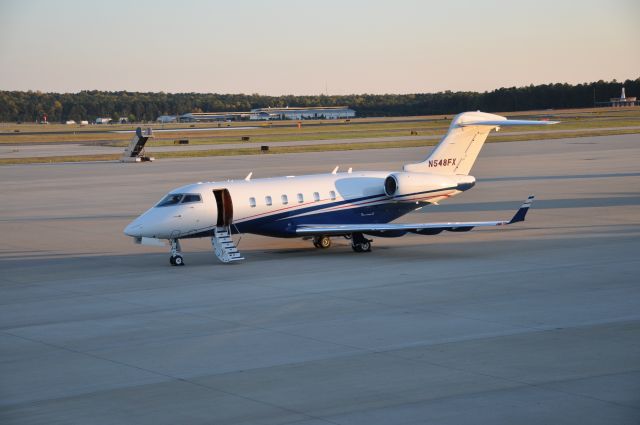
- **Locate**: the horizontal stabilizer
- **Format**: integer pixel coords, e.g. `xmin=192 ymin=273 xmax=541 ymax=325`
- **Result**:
xmin=403 ymin=111 xmax=559 ymax=175
xmin=461 ymin=119 xmax=559 ymax=127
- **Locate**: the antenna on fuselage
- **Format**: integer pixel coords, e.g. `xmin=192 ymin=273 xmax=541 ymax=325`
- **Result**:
xmin=245 ymin=172 xmax=253 ymax=181
xmin=331 ymin=166 xmax=339 ymax=174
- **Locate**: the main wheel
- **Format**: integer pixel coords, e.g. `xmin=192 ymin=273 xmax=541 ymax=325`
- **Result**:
xmin=318 ymin=236 xmax=331 ymax=249
xmin=171 ymin=255 xmax=185 ymax=266
xmin=351 ymin=241 xmax=371 ymax=253
xmin=360 ymin=240 xmax=371 ymax=252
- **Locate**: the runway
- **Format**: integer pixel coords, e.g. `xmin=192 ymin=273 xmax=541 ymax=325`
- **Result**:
xmin=1 ymin=134 xmax=639 ymax=424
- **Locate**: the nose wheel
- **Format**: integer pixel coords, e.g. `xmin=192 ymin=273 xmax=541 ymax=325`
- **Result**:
xmin=169 ymin=239 xmax=185 ymax=266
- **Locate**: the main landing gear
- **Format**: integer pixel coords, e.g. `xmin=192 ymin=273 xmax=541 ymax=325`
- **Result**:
xmin=351 ymin=232 xmax=372 ymax=253
xmin=313 ymin=235 xmax=332 ymax=249
xmin=169 ymin=238 xmax=184 ymax=266
xmin=312 ymin=234 xmax=372 ymax=252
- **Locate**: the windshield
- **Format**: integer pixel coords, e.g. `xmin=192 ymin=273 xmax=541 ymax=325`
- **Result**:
xmin=156 ymin=194 xmax=183 ymax=207
xmin=181 ymin=194 xmax=202 ymax=203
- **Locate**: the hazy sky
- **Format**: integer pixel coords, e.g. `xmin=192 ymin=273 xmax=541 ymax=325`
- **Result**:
xmin=1 ymin=0 xmax=638 ymax=95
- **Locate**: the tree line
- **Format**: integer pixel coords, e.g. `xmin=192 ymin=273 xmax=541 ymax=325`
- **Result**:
xmin=0 ymin=78 xmax=637 ymax=123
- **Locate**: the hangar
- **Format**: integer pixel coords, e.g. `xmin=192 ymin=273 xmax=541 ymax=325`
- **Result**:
xmin=249 ymin=106 xmax=356 ymax=120
xmin=179 ymin=112 xmax=251 ymax=122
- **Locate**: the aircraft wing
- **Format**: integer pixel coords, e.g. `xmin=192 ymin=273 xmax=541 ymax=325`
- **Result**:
xmin=296 ymin=196 xmax=534 ymax=236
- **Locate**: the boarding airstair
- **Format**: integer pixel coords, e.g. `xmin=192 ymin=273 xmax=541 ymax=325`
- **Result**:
xmin=121 ymin=127 xmax=155 ymax=162
xmin=211 ymin=226 xmax=244 ymax=263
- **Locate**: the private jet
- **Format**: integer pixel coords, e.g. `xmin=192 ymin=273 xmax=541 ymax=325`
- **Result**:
xmin=124 ymin=111 xmax=556 ymax=265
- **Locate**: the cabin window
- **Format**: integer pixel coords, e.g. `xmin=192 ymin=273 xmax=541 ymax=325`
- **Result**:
xmin=181 ymin=194 xmax=202 ymax=203
xmin=329 ymin=190 xmax=336 ymax=200
xmin=297 ymin=193 xmax=304 ymax=203
xmin=313 ymin=192 xmax=320 ymax=202
xmin=156 ymin=193 xmax=183 ymax=207
xmin=281 ymin=194 xmax=288 ymax=205
xmin=265 ymin=195 xmax=272 ymax=206
xmin=249 ymin=197 xmax=256 ymax=208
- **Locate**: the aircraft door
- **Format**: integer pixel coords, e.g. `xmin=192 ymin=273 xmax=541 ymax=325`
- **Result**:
xmin=213 ymin=189 xmax=233 ymax=227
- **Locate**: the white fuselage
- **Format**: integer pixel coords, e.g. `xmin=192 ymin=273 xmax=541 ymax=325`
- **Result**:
xmin=124 ymin=170 xmax=473 ymax=240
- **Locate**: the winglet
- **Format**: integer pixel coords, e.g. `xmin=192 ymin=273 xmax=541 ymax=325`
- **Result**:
xmin=331 ymin=166 xmax=339 ymax=174
xmin=245 ymin=172 xmax=253 ymax=181
xmin=509 ymin=195 xmax=535 ymax=224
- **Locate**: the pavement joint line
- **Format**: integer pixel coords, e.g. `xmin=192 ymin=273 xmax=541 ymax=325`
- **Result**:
xmin=0 ymin=328 xmax=344 ymax=425
xmin=67 ymin=279 xmax=640 ymax=397
xmin=17 ymin=313 xmax=626 ymax=419
xmin=323 ymin=367 xmax=640 ymax=420
xmin=372 ymin=323 xmax=640 ymax=412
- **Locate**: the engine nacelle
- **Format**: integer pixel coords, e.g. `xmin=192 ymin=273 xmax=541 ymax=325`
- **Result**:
xmin=383 ymin=172 xmax=475 ymax=200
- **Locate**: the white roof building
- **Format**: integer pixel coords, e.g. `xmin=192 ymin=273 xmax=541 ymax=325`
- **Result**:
xmin=249 ymin=106 xmax=355 ymax=120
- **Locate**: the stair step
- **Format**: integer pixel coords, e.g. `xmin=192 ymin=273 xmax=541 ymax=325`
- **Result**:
xmin=212 ymin=227 xmax=244 ymax=263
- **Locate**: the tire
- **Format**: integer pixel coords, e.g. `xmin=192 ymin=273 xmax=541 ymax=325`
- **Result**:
xmin=170 ymin=256 xmax=176 ymax=265
xmin=351 ymin=243 xmax=363 ymax=253
xmin=319 ymin=236 xmax=331 ymax=249
xmin=172 ymin=255 xmax=184 ymax=266
xmin=360 ymin=240 xmax=371 ymax=252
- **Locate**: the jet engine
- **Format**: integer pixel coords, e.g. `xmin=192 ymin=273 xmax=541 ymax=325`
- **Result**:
xmin=383 ymin=172 xmax=475 ymax=200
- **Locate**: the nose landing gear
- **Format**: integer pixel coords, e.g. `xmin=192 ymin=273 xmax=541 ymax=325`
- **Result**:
xmin=169 ymin=239 xmax=184 ymax=266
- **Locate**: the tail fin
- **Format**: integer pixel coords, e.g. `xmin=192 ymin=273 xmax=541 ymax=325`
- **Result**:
xmin=404 ymin=111 xmax=557 ymax=175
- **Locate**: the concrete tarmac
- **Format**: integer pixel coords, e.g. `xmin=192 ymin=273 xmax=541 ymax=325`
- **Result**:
xmin=1 ymin=134 xmax=639 ymax=424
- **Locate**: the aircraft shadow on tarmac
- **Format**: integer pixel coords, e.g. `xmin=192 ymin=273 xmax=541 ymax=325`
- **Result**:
xmin=2 ymin=229 xmax=636 ymax=272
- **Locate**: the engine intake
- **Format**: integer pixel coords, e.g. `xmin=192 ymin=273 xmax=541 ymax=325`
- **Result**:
xmin=384 ymin=175 xmax=398 ymax=197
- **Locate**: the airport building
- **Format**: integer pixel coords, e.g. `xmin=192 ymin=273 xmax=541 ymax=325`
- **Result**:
xmin=179 ymin=112 xmax=252 ymax=122
xmin=249 ymin=106 xmax=356 ymax=120
xmin=156 ymin=115 xmax=177 ymax=123
xmin=157 ymin=106 xmax=356 ymax=123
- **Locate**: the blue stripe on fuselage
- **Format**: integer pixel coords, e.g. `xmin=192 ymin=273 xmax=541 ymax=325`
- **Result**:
xmin=184 ymin=186 xmax=458 ymax=239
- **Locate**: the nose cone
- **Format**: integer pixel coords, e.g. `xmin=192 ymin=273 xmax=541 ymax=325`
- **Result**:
xmin=123 ymin=208 xmax=177 ymax=239
xmin=124 ymin=218 xmax=144 ymax=237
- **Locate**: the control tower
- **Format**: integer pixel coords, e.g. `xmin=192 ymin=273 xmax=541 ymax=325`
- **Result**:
xmin=610 ymin=87 xmax=637 ymax=107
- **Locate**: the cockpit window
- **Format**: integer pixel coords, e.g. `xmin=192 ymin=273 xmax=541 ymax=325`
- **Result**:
xmin=156 ymin=194 xmax=183 ymax=207
xmin=181 ymin=194 xmax=202 ymax=203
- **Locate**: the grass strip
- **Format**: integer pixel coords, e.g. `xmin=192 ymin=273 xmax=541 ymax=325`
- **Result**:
xmin=1 ymin=128 xmax=638 ymax=165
